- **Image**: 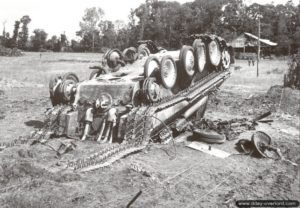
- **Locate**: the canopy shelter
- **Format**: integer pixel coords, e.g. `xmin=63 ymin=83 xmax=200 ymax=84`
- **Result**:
xmin=229 ymin=32 xmax=277 ymax=58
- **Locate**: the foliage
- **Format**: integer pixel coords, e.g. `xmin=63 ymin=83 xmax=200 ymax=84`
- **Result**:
xmin=76 ymin=7 xmax=104 ymax=52
xmin=0 ymin=1 xmax=299 ymax=54
xmin=9 ymin=21 xmax=20 ymax=48
xmin=30 ymin=29 xmax=48 ymax=51
xmin=18 ymin=15 xmax=31 ymax=50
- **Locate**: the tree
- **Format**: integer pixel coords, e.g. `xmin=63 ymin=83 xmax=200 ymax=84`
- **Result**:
xmin=18 ymin=15 xmax=31 ymax=50
xmin=46 ymin=35 xmax=59 ymax=51
xmin=9 ymin=21 xmax=20 ymax=48
xmin=99 ymin=20 xmax=116 ymax=48
xmin=77 ymin=7 xmax=104 ymax=51
xmin=30 ymin=29 xmax=48 ymax=51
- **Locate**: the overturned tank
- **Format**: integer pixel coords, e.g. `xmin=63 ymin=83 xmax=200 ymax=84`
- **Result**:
xmin=46 ymin=35 xmax=231 ymax=171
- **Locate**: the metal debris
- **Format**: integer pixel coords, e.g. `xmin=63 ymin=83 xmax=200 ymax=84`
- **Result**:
xmin=187 ymin=142 xmax=231 ymax=158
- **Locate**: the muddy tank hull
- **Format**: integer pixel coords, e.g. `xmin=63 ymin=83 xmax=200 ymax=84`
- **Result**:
xmin=44 ymin=35 xmax=232 ymax=171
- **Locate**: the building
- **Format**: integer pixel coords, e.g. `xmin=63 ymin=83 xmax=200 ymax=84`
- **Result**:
xmin=229 ymin=32 xmax=277 ymax=59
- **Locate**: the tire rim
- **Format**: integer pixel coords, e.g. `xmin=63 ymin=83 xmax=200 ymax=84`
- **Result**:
xmin=161 ymin=58 xmax=177 ymax=88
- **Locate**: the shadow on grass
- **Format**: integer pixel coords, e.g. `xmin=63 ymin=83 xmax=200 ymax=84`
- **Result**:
xmin=24 ymin=120 xmax=44 ymax=128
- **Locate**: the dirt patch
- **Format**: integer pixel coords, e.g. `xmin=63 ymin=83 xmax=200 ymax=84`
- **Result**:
xmin=210 ymin=85 xmax=300 ymax=117
xmin=0 ymin=55 xmax=299 ymax=207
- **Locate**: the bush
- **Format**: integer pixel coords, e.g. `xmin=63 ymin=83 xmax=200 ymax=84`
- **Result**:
xmin=0 ymin=46 xmax=23 ymax=56
xmin=284 ymin=50 xmax=300 ymax=90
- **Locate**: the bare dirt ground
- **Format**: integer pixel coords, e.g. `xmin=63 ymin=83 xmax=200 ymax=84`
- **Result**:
xmin=0 ymin=53 xmax=299 ymax=208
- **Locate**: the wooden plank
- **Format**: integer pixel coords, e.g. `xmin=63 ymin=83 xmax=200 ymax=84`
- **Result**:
xmin=186 ymin=142 xmax=231 ymax=159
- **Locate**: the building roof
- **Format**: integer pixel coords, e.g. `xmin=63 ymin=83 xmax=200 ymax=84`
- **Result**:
xmin=229 ymin=32 xmax=277 ymax=48
xmin=244 ymin=32 xmax=277 ymax=46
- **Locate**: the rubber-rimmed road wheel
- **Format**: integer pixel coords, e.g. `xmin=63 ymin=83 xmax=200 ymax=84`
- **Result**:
xmin=144 ymin=56 xmax=160 ymax=78
xmin=208 ymin=39 xmax=221 ymax=67
xmin=138 ymin=44 xmax=150 ymax=58
xmin=179 ymin=45 xmax=195 ymax=78
xmin=193 ymin=39 xmax=207 ymax=73
xmin=160 ymin=55 xmax=177 ymax=89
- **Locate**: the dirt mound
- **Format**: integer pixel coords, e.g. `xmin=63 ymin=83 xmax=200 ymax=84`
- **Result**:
xmin=241 ymin=85 xmax=300 ymax=116
xmin=209 ymin=85 xmax=299 ymax=117
xmin=0 ymin=46 xmax=23 ymax=57
xmin=266 ymin=85 xmax=300 ymax=115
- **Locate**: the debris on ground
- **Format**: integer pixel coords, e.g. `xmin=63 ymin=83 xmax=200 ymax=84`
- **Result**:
xmin=187 ymin=142 xmax=231 ymax=158
xmin=193 ymin=111 xmax=272 ymax=141
xmin=192 ymin=129 xmax=226 ymax=144
xmin=129 ymin=161 xmax=162 ymax=182
xmin=236 ymin=131 xmax=298 ymax=166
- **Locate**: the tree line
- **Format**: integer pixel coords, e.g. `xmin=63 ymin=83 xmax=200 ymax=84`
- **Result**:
xmin=0 ymin=0 xmax=299 ymax=55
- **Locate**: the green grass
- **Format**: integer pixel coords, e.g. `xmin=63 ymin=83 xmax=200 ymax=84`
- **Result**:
xmin=223 ymin=59 xmax=289 ymax=94
xmin=0 ymin=52 xmax=103 ymax=85
xmin=0 ymin=52 xmax=288 ymax=95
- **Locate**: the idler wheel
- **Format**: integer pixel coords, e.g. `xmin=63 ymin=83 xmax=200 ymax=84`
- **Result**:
xmin=208 ymin=38 xmax=221 ymax=67
xmin=60 ymin=79 xmax=76 ymax=102
xmin=60 ymin=72 xmax=79 ymax=103
xmin=160 ymin=55 xmax=177 ymax=89
xmin=221 ymin=49 xmax=231 ymax=69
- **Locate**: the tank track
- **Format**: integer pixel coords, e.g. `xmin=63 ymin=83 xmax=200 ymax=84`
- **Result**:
xmin=69 ymin=70 xmax=229 ymax=172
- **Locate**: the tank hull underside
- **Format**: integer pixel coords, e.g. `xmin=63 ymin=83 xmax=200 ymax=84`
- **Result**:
xmin=43 ymin=35 xmax=232 ymax=171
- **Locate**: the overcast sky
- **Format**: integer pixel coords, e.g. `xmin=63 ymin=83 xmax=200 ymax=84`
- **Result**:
xmin=0 ymin=0 xmax=298 ymax=40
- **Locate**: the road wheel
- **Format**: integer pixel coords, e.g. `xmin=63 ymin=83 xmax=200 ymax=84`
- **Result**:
xmin=160 ymin=55 xmax=177 ymax=89
xmin=208 ymin=39 xmax=221 ymax=67
xmin=178 ymin=45 xmax=195 ymax=88
xmin=144 ymin=56 xmax=160 ymax=78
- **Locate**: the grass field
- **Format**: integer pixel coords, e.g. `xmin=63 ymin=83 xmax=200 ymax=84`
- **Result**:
xmin=0 ymin=52 xmax=299 ymax=208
